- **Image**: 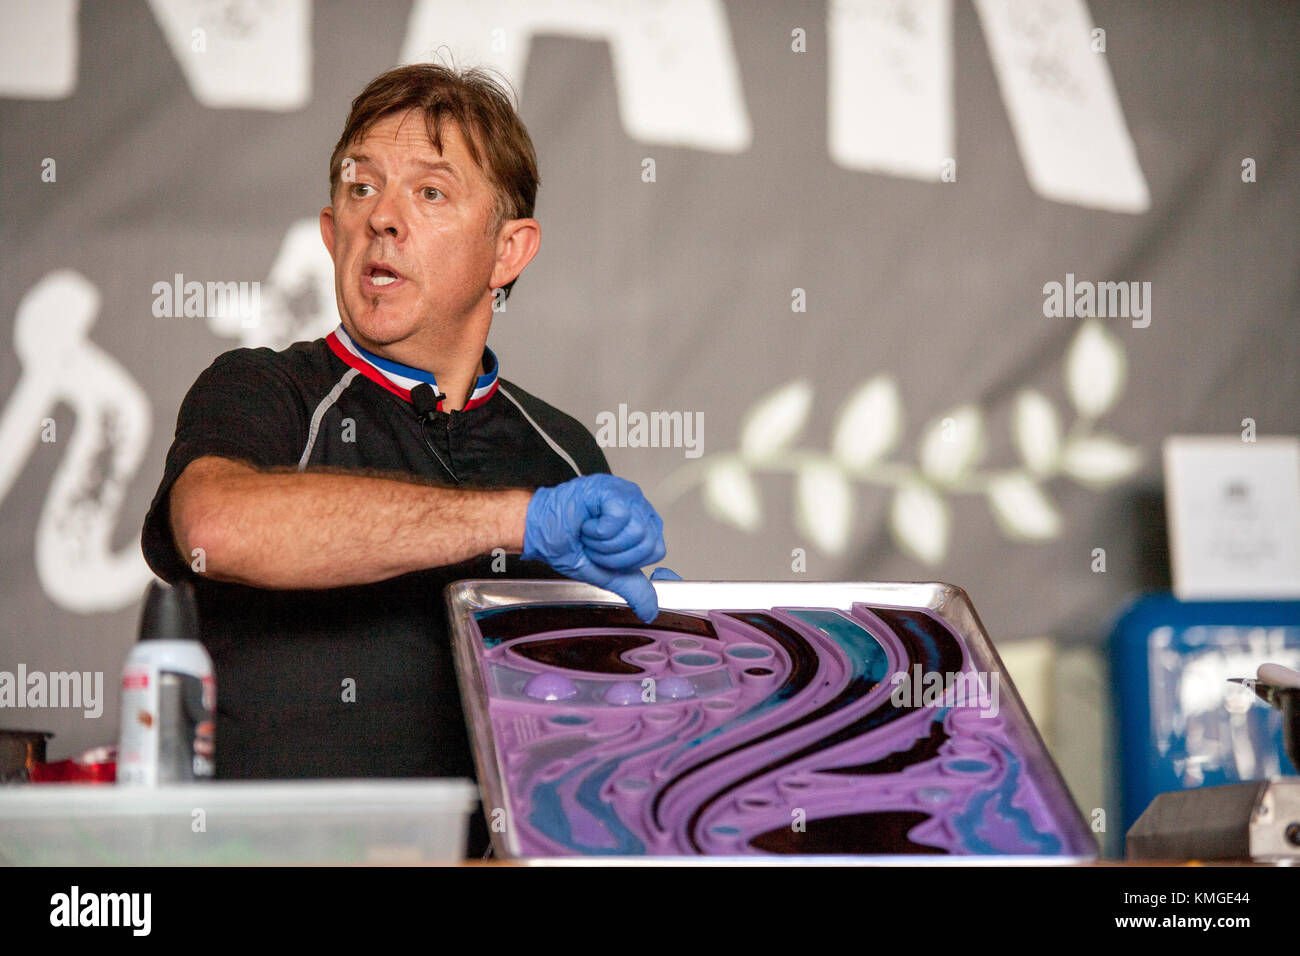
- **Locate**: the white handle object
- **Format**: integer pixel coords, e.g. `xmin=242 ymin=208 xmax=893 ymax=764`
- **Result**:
xmin=1257 ymin=662 xmax=1300 ymax=690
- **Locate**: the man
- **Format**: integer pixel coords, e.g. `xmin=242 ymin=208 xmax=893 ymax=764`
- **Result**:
xmin=139 ymin=64 xmax=670 ymax=841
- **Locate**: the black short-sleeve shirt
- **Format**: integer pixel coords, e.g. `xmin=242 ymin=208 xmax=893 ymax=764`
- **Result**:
xmin=140 ymin=332 xmax=609 ymax=784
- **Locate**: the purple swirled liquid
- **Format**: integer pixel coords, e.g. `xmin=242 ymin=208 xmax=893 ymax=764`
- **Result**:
xmin=468 ymin=602 xmax=1091 ymax=857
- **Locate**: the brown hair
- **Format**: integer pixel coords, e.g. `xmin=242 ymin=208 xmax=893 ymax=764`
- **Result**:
xmin=328 ymin=63 xmax=539 ymax=297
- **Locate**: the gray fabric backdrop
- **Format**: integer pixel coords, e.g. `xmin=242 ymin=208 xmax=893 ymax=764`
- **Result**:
xmin=1 ymin=0 xmax=1297 ymax=768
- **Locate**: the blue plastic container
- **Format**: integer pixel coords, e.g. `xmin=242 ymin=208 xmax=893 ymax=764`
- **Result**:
xmin=1110 ymin=593 xmax=1300 ymax=833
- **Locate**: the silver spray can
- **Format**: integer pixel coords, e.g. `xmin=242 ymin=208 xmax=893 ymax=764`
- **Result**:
xmin=117 ymin=580 xmax=215 ymax=786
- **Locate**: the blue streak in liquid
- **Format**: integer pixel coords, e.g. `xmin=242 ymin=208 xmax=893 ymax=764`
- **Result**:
xmin=528 ymin=710 xmax=705 ymax=855
xmin=952 ymin=741 xmax=1061 ymax=855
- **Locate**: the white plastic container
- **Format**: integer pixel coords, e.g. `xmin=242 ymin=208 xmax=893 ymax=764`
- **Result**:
xmin=0 ymin=779 xmax=478 ymax=865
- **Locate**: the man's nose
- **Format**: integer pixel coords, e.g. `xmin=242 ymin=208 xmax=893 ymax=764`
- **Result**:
xmin=367 ymin=189 xmax=406 ymax=239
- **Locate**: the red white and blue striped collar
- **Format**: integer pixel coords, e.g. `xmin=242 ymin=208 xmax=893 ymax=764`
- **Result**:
xmin=326 ymin=322 xmax=499 ymax=411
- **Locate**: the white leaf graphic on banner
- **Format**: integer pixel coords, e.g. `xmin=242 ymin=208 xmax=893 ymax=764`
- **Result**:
xmin=987 ymin=474 xmax=1062 ymax=539
xmin=1060 ymin=435 xmax=1143 ymax=488
xmin=739 ymin=380 xmax=812 ymax=460
xmin=795 ymin=462 xmax=854 ymax=555
xmin=666 ymin=303 xmax=1143 ymax=557
xmin=890 ymin=481 xmax=948 ymax=564
xmin=1013 ymin=389 xmax=1061 ymax=476
xmin=1066 ymin=320 xmax=1125 ymax=418
xmin=703 ymin=460 xmax=761 ymax=531
xmin=831 ymin=376 xmax=901 ymax=468
xmin=919 ymin=405 xmax=984 ymax=485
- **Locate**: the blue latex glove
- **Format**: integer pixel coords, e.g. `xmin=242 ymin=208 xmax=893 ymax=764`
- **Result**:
xmin=522 ymin=475 xmax=667 ymax=622
xmin=650 ymin=567 xmax=682 ymax=581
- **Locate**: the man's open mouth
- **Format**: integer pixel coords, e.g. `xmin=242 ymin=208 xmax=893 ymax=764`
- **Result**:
xmin=363 ymin=262 xmax=405 ymax=290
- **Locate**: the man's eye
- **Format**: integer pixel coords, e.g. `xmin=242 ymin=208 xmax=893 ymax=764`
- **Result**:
xmin=349 ymin=183 xmax=374 ymax=198
xmin=423 ymin=187 xmax=444 ymax=201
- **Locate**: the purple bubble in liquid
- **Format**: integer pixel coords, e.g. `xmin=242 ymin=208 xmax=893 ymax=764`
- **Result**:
xmin=657 ymin=677 xmax=696 ymax=699
xmin=603 ymin=681 xmax=642 ymax=705
xmin=524 ymin=673 xmax=579 ymax=701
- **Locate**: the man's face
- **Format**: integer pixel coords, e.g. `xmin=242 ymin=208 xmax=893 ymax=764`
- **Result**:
xmin=320 ymin=110 xmax=510 ymax=350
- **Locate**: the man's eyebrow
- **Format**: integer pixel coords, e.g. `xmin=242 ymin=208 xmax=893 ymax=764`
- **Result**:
xmin=347 ymin=154 xmax=463 ymax=182
xmin=411 ymin=158 xmax=463 ymax=181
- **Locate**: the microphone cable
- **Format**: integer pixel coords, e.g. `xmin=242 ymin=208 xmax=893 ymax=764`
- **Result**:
xmin=410 ymin=383 xmax=461 ymax=484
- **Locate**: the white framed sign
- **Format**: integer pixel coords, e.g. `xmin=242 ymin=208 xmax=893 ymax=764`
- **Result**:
xmin=1163 ymin=435 xmax=1300 ymax=600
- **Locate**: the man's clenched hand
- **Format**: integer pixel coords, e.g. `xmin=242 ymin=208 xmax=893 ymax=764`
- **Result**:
xmin=521 ymin=474 xmax=667 ymax=622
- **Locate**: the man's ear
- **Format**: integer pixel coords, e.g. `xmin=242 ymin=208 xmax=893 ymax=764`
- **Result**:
xmin=319 ymin=205 xmax=336 ymax=258
xmin=490 ymin=218 xmax=540 ymax=291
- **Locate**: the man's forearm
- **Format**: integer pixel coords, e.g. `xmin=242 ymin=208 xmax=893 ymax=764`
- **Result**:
xmin=170 ymin=456 xmax=532 ymax=589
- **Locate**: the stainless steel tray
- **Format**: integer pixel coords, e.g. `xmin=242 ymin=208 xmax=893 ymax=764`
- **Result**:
xmin=446 ymin=579 xmax=1097 ymax=861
